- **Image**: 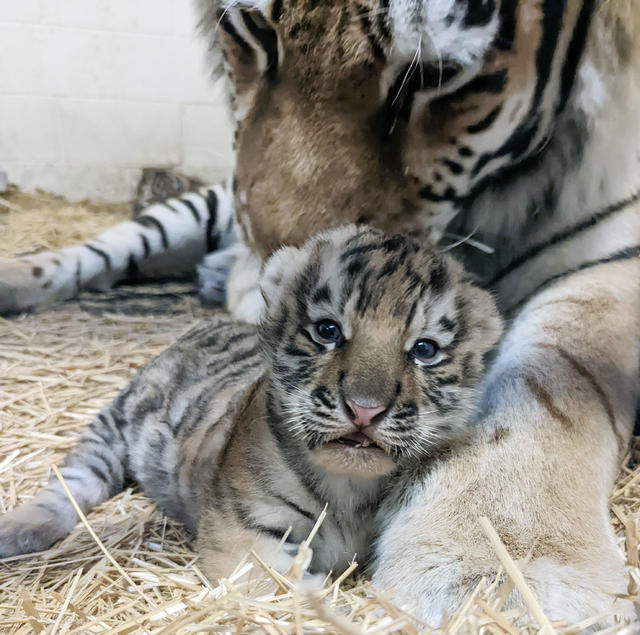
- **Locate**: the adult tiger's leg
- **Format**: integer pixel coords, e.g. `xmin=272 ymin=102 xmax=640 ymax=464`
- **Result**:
xmin=0 ymin=184 xmax=236 ymax=314
xmin=221 ymin=246 xmax=265 ymax=324
xmin=373 ymin=258 xmax=640 ymax=625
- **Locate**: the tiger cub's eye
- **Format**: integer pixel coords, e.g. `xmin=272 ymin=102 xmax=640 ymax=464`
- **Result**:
xmin=313 ymin=319 xmax=343 ymax=344
xmin=411 ymin=339 xmax=440 ymax=364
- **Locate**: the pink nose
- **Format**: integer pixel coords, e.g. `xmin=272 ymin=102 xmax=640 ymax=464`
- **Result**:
xmin=345 ymin=400 xmax=387 ymax=427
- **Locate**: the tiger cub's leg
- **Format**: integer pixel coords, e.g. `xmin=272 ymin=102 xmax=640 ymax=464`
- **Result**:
xmin=373 ymin=259 xmax=640 ymax=625
xmin=198 ymin=509 xmax=325 ymax=588
xmin=0 ymin=316 xmax=260 ymax=557
xmin=0 ymin=184 xmax=236 ymax=314
xmin=0 ymin=405 xmax=128 ymax=557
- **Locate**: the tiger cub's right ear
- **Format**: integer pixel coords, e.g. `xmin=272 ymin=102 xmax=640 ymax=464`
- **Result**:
xmin=260 ymin=245 xmax=308 ymax=310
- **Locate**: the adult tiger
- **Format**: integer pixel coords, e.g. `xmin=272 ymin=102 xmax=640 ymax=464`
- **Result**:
xmin=1 ymin=0 xmax=639 ymax=624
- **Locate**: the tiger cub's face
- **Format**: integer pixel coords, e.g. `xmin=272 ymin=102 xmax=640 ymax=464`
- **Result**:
xmin=260 ymin=225 xmax=503 ymax=478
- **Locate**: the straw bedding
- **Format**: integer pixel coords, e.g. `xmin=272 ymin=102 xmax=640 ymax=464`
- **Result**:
xmin=0 ymin=189 xmax=638 ymax=634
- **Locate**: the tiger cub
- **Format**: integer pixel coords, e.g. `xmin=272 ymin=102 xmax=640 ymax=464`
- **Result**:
xmin=0 ymin=225 xmax=502 ymax=580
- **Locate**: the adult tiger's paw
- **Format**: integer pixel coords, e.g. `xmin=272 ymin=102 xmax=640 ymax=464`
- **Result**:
xmin=197 ymin=245 xmax=240 ymax=306
xmin=372 ymin=548 xmax=637 ymax=629
xmin=0 ymin=253 xmax=73 ymax=314
xmin=224 ymin=247 xmax=265 ymax=325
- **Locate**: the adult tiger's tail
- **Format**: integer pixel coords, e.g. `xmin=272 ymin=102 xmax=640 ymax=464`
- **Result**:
xmin=0 ymin=182 xmax=237 ymax=314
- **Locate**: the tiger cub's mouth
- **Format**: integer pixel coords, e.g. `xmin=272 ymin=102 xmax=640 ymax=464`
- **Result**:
xmin=313 ymin=430 xmax=396 ymax=477
xmin=327 ymin=431 xmax=381 ymax=450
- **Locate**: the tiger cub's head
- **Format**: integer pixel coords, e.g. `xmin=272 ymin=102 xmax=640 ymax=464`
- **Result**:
xmin=259 ymin=225 xmax=502 ymax=478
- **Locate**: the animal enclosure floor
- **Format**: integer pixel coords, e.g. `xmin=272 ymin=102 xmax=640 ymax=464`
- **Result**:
xmin=0 ymin=189 xmax=638 ymax=633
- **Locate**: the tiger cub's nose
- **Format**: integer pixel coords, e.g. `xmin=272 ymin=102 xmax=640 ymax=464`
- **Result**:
xmin=345 ymin=399 xmax=388 ymax=427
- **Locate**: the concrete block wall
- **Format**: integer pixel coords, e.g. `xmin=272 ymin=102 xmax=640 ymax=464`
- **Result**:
xmin=0 ymin=0 xmax=234 ymax=201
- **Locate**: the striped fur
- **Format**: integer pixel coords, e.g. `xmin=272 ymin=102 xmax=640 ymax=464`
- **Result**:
xmin=200 ymin=0 xmax=640 ymax=625
xmin=0 ymin=226 xmax=501 ymax=582
xmin=0 ymin=184 xmax=237 ymax=313
xmin=0 ymin=0 xmax=638 ymax=625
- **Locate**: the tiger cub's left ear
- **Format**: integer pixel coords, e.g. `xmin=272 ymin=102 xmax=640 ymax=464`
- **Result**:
xmin=260 ymin=245 xmax=309 ymax=310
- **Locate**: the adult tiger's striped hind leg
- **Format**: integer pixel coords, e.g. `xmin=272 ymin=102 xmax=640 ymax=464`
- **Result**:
xmin=373 ymin=257 xmax=640 ymax=626
xmin=0 ymin=184 xmax=236 ymax=314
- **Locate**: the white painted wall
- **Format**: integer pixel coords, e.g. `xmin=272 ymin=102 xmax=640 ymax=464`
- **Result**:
xmin=0 ymin=0 xmax=235 ymax=201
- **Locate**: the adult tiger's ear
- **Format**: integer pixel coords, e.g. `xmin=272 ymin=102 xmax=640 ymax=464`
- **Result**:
xmin=259 ymin=245 xmax=309 ymax=310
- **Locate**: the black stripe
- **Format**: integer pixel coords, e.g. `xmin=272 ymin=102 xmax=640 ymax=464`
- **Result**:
xmin=311 ymin=283 xmax=331 ymax=304
xmin=85 ymin=244 xmax=112 ymax=270
xmin=272 ymin=493 xmax=315 ymax=522
xmin=466 ymin=105 xmax=502 ymax=134
xmin=87 ymin=463 xmax=110 ymax=485
xmin=471 ymin=1 xmax=564 ymax=173
xmin=429 ymin=259 xmax=448 ymax=294
xmin=464 ymin=0 xmax=496 ymax=27
xmin=422 ymin=386 xmax=453 ymax=416
xmin=377 ymin=0 xmax=391 ymax=42
xmin=58 ymin=474 xmax=84 ymax=482
xmin=205 ymin=190 xmax=219 ymax=253
xmin=299 ymin=328 xmax=324 ymax=353
xmin=513 ymin=246 xmax=640 ymax=312
xmin=127 ymin=254 xmax=139 ymax=278
xmin=219 ymin=14 xmax=254 ymax=62
xmin=264 ymin=393 xmax=326 ymax=503
xmin=356 ymin=3 xmax=385 ymax=59
xmin=556 ymin=0 xmax=596 ymax=114
xmin=231 ymin=496 xmax=288 ymax=541
xmin=489 ymin=190 xmax=640 ymax=286
xmin=442 ymin=158 xmax=464 ymax=175
xmin=404 ymin=299 xmax=418 ymax=330
xmin=419 ymin=185 xmax=457 ymax=202
xmin=180 ymin=198 xmax=201 ymax=223
xmin=93 ymin=414 xmax=116 ymax=444
xmin=496 ymin=0 xmax=518 ymax=51
xmin=111 ymin=409 xmax=128 ymax=431
xmin=139 ymin=233 xmax=151 ymax=258
xmin=241 ymin=11 xmax=278 ymax=79
xmin=440 ymin=70 xmax=507 ymax=103
xmin=472 ymin=119 xmax=538 ymax=176
xmin=271 ymin=0 xmax=283 ymax=22
xmin=439 ymin=316 xmax=456 ymax=332
xmin=435 ymin=374 xmax=460 ymax=386
xmin=284 ymin=344 xmax=311 ymax=358
xmin=135 ymin=216 xmax=169 ymax=249
xmin=74 ymin=258 xmax=82 ymax=293
xmin=212 ymin=358 xmax=262 ymax=392
xmin=252 ymin=525 xmax=288 ymax=541
xmin=531 ymin=0 xmax=565 ymax=110
xmin=383 ymin=63 xmax=459 ymax=128
xmin=311 ymin=386 xmax=333 ymax=410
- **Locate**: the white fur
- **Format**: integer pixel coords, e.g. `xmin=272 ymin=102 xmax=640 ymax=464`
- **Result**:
xmin=227 ymin=246 xmax=266 ymax=323
xmin=389 ymin=0 xmax=499 ymax=66
xmin=0 ymin=184 xmax=235 ymax=314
